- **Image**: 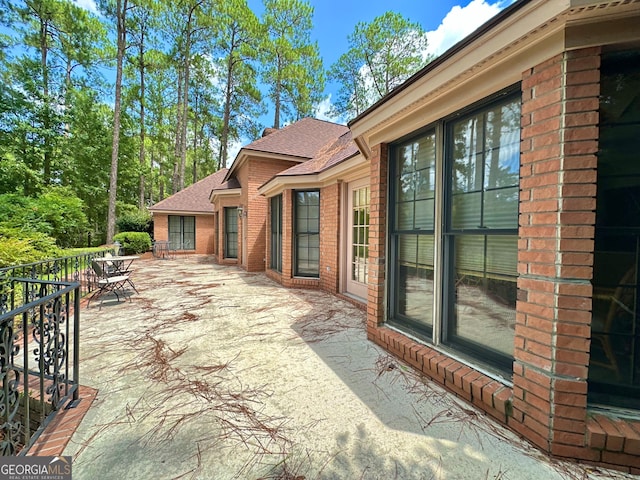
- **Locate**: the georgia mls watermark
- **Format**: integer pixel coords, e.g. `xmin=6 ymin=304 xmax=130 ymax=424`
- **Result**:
xmin=0 ymin=456 xmax=72 ymax=480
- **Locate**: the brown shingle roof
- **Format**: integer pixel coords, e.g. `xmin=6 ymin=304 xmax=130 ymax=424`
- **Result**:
xmin=212 ymin=177 xmax=241 ymax=192
xmin=277 ymin=131 xmax=358 ymax=176
xmin=242 ymin=118 xmax=349 ymax=159
xmin=149 ymin=168 xmax=228 ymax=213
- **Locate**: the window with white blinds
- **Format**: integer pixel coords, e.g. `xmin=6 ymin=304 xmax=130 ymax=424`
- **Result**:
xmin=388 ymin=87 xmax=521 ymax=375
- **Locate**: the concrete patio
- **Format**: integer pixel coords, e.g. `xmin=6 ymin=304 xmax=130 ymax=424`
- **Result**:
xmin=62 ymin=255 xmax=633 ymax=479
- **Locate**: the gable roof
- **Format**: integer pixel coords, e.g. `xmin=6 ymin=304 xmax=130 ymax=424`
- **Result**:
xmin=257 ymin=130 xmax=366 ymax=197
xmin=242 ymin=118 xmax=349 ymax=159
xmin=149 ymin=168 xmax=228 ymax=214
xmin=276 ymin=131 xmax=359 ymax=177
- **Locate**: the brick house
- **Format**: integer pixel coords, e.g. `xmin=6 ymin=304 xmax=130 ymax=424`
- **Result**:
xmin=149 ymin=168 xmax=227 ymax=254
xmin=258 ymin=130 xmax=368 ymax=301
xmin=148 ymin=0 xmax=640 ymax=471
xmin=348 ymin=0 xmax=640 ymax=472
xmin=209 ymin=118 xmax=349 ymax=271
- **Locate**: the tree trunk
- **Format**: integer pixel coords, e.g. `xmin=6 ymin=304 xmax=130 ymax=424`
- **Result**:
xmin=219 ymin=30 xmax=236 ymax=169
xmin=192 ymin=92 xmax=198 ymax=184
xmin=179 ymin=27 xmax=191 ymax=191
xmin=273 ymin=54 xmax=282 ymax=129
xmin=107 ymin=0 xmax=127 ymax=243
xmin=173 ymin=66 xmax=183 ymax=194
xmin=138 ymin=28 xmax=146 ymax=210
xmin=40 ymin=15 xmax=51 ymax=185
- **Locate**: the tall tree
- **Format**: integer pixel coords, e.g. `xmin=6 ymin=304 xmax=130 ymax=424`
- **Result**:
xmin=188 ymin=53 xmax=219 ymax=182
xmin=328 ymin=50 xmax=370 ymax=119
xmin=164 ymin=0 xmax=214 ymax=193
xmin=145 ymin=49 xmax=175 ymax=203
xmin=14 ymin=0 xmax=64 ymax=185
xmin=105 ymin=0 xmax=131 ymax=243
xmin=261 ymin=0 xmax=324 ymax=129
xmin=213 ymin=0 xmax=264 ymax=168
xmin=329 ymin=11 xmax=431 ymax=120
xmin=3 ymin=0 xmax=107 ymax=192
xmin=127 ymin=3 xmax=155 ymax=209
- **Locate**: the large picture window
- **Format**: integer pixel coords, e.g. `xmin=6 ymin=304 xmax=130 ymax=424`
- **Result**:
xmin=168 ymin=215 xmax=195 ymax=250
xmin=271 ymin=195 xmax=283 ymax=272
xmin=590 ymin=50 xmax=640 ymax=410
xmin=224 ymin=207 xmax=238 ymax=259
xmin=388 ymin=88 xmax=520 ymax=374
xmin=389 ymin=130 xmax=437 ymax=337
xmin=444 ymin=94 xmax=520 ymax=371
xmin=294 ymin=190 xmax=320 ymax=277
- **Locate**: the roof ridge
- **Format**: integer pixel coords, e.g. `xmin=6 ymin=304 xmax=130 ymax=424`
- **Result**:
xmin=243 ymin=117 xmax=348 ymax=153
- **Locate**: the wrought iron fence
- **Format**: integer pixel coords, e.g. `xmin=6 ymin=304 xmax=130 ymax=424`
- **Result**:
xmin=0 ymin=277 xmax=80 ymax=455
xmin=0 ymin=250 xmax=115 ymax=298
xmin=0 ymin=251 xmax=114 ymax=455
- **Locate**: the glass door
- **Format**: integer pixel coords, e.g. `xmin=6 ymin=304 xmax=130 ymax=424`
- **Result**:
xmin=346 ymin=181 xmax=370 ymax=299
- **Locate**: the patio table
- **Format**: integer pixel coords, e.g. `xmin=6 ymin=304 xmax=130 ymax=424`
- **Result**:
xmin=94 ymin=255 xmax=139 ymax=292
xmin=153 ymin=240 xmax=175 ymax=259
xmin=152 ymin=240 xmax=171 ymax=259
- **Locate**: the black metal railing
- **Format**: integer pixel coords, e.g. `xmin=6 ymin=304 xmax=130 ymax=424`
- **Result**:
xmin=0 ymin=250 xmax=115 ymax=300
xmin=0 ymin=251 xmax=113 ymax=455
xmin=0 ymin=277 xmax=80 ymax=455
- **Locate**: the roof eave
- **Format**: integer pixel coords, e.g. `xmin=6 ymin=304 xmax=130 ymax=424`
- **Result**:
xmin=258 ymin=153 xmax=366 ymax=197
xmin=209 ymin=188 xmax=242 ymax=203
xmin=150 ymin=209 xmax=213 ymax=216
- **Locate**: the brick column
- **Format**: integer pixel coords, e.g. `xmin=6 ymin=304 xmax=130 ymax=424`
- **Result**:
xmin=320 ymin=182 xmax=341 ymax=293
xmin=367 ymin=143 xmax=388 ymax=340
xmin=281 ymin=189 xmax=293 ymax=285
xmin=513 ymin=47 xmax=600 ymax=460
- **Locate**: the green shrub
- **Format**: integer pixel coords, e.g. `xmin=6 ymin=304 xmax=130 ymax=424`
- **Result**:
xmin=0 ymin=227 xmax=61 ymax=267
xmin=0 ymin=188 xmax=88 ymax=248
xmin=0 ymin=237 xmax=39 ymax=268
xmin=116 ymin=210 xmax=152 ymax=234
xmin=113 ymin=232 xmax=151 ymax=255
xmin=35 ymin=187 xmax=88 ymax=248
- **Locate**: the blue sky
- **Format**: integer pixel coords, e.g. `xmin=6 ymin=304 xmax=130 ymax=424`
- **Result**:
xmin=71 ymin=0 xmax=514 ymax=151
xmin=245 ymin=0 xmax=514 ymax=122
xmin=74 ymin=0 xmax=512 ymax=117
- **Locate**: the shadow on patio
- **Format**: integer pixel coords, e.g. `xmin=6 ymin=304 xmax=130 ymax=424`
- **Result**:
xmin=61 ymin=255 xmax=627 ymax=480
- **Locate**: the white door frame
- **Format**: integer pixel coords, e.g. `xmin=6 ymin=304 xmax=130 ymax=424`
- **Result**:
xmin=343 ymin=178 xmax=370 ymax=300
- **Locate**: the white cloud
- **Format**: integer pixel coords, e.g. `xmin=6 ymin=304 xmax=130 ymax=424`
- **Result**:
xmin=314 ymin=94 xmax=345 ymax=124
xmin=72 ymin=0 xmax=99 ymax=15
xmin=425 ymin=0 xmax=505 ymax=57
xmin=226 ymin=138 xmax=244 ymax=165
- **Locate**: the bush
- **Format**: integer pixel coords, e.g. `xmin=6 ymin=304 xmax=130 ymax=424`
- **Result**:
xmin=0 ymin=227 xmax=61 ymax=267
xmin=35 ymin=188 xmax=88 ymax=248
xmin=0 ymin=188 xmax=88 ymax=248
xmin=0 ymin=237 xmax=39 ymax=268
xmin=113 ymin=232 xmax=151 ymax=255
xmin=116 ymin=210 xmax=152 ymax=234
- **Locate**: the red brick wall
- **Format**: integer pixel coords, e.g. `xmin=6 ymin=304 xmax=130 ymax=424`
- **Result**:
xmin=512 ymin=46 xmax=600 ymax=458
xmin=319 ymin=182 xmax=341 ymax=293
xmin=151 ymin=213 xmax=214 ymax=254
xmin=367 ymin=143 xmax=388 ymax=337
xmin=245 ymin=157 xmax=298 ymax=272
xmin=153 ymin=215 xmax=168 ymax=242
xmin=194 ymin=215 xmax=215 ymax=254
xmin=237 ymin=162 xmax=249 ymax=267
xmin=364 ymin=47 xmax=640 ymax=473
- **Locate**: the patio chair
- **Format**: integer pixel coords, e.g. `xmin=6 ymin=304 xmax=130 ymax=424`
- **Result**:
xmin=103 ymin=252 xmax=117 ymax=275
xmin=87 ymin=260 xmax=131 ymax=309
